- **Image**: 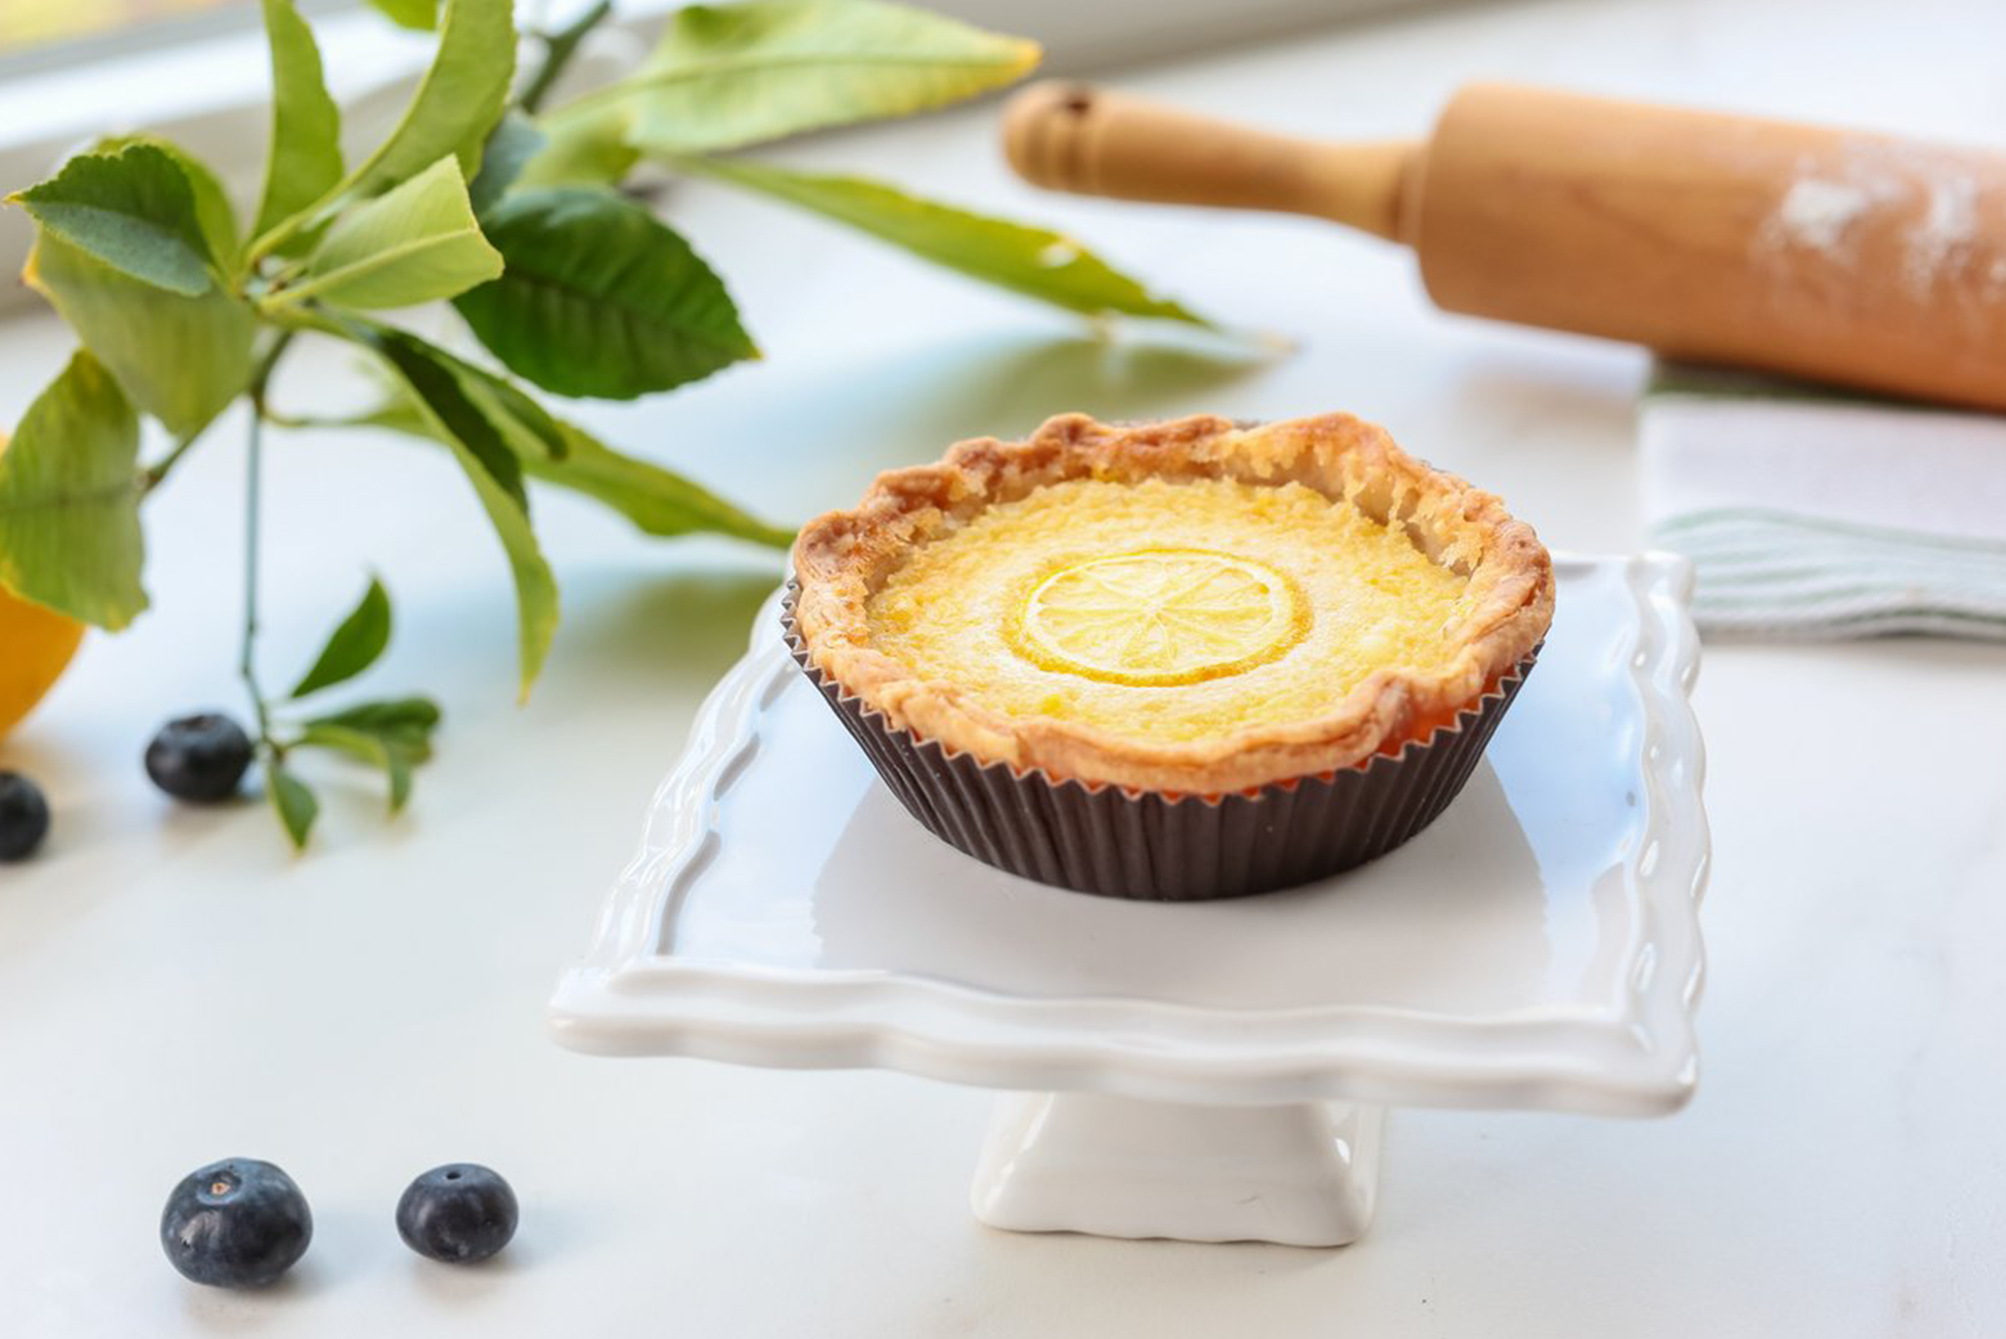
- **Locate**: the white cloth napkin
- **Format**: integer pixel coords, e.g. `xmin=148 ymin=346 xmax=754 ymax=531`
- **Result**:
xmin=1639 ymin=367 xmax=2006 ymax=640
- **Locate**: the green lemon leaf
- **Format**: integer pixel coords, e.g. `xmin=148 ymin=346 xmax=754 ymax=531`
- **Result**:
xmin=267 ymin=765 xmax=320 ymax=850
xmin=25 ymin=234 xmax=255 ymax=439
xmin=363 ymin=0 xmax=437 ymax=31
xmin=531 ymin=421 xmax=793 ymax=548
xmin=9 ymin=144 xmax=219 ymax=295
xmin=95 ymin=135 xmax=239 ymax=264
xmin=468 ymin=112 xmax=546 ymax=216
xmin=454 ymin=187 xmax=756 ymax=400
xmin=336 ymin=330 xmax=571 ymax=463
xmin=304 ymin=696 xmax=442 ymax=761
xmin=444 ymin=360 xmax=569 ymax=463
xmin=249 ymin=0 xmax=514 ymax=260
xmin=341 ymin=0 xmax=515 ymax=199
xmin=352 ymin=388 xmax=791 ymax=548
xmin=346 ymin=325 xmax=557 ymax=697
xmin=290 ymin=575 xmax=392 ymax=698
xmin=270 ymin=157 xmax=501 ymax=311
xmin=578 ymin=0 xmax=1039 ymax=153
xmin=350 ymin=322 xmax=525 ymax=508
xmin=0 ymin=351 xmax=145 ymax=629
xmin=516 ymin=104 xmax=639 ymax=190
xmin=294 ymin=722 xmax=416 ymax=812
xmin=686 ymin=157 xmax=1210 ymax=326
xmin=254 ymin=0 xmax=345 ymax=237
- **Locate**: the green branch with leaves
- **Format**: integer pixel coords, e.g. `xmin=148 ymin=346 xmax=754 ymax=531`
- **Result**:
xmin=0 ymin=0 xmax=1206 ymax=851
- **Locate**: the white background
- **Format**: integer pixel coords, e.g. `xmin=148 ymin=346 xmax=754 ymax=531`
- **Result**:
xmin=4 ymin=0 xmax=2005 ymax=1334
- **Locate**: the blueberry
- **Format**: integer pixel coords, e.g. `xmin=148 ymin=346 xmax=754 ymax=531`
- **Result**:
xmin=145 ymin=713 xmax=253 ymax=803
xmin=396 ymin=1164 xmax=518 ymax=1264
xmin=0 ymin=771 xmax=49 ymax=861
xmin=160 ymin=1158 xmax=312 ymax=1289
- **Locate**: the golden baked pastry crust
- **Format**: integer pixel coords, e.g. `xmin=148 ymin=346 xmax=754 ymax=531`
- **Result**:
xmin=790 ymin=413 xmax=1555 ymax=793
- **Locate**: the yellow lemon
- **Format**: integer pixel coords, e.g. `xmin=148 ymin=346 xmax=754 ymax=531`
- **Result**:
xmin=0 ymin=430 xmax=85 ymax=738
xmin=1010 ymin=548 xmax=1309 ymax=688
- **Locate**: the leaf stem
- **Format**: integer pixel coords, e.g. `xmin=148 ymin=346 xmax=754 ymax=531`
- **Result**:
xmin=518 ymin=0 xmax=614 ymax=115
xmin=240 ymin=330 xmax=298 ymax=753
xmin=245 ymin=206 xmax=318 ymax=274
xmin=139 ymin=429 xmax=205 ymax=494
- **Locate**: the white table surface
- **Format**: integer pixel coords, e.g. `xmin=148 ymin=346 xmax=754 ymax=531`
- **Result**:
xmin=5 ymin=0 xmax=2005 ymax=1334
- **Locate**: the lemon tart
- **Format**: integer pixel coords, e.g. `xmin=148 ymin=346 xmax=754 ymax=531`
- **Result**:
xmin=786 ymin=412 xmax=1553 ymax=898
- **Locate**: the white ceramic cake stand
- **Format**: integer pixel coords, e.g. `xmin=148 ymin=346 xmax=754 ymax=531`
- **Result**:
xmin=549 ymin=553 xmax=1708 ymax=1247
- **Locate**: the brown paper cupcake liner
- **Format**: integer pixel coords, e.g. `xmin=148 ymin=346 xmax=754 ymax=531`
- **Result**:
xmin=781 ymin=583 xmax=1537 ymax=901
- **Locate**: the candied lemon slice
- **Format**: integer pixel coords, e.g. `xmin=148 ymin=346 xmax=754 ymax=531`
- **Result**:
xmin=1011 ymin=548 xmax=1309 ymax=687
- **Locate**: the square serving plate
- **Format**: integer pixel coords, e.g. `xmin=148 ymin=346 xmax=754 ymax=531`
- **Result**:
xmin=550 ymin=553 xmax=1707 ymax=1120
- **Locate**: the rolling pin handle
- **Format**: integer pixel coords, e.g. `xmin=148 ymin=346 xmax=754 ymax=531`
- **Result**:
xmin=1001 ymin=80 xmax=1419 ymax=243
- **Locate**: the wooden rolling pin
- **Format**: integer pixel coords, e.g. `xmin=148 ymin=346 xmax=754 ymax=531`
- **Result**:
xmin=1002 ymin=81 xmax=2006 ymax=411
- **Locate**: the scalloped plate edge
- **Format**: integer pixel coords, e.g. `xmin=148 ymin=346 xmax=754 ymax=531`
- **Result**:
xmin=549 ymin=552 xmax=1709 ymax=1118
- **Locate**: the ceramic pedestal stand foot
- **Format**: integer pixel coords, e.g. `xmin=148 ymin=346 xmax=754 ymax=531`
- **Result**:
xmin=972 ymin=1095 xmax=1383 ymax=1246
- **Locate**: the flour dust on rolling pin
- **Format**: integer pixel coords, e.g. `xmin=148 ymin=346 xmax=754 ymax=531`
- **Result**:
xmin=1754 ymin=138 xmax=2006 ymax=320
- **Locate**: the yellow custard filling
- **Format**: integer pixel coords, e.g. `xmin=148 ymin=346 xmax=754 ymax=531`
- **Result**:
xmin=865 ymin=477 xmax=1480 ymax=744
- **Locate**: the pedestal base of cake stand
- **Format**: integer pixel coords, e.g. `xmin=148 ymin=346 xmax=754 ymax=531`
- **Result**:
xmin=970 ymin=1095 xmax=1384 ymax=1247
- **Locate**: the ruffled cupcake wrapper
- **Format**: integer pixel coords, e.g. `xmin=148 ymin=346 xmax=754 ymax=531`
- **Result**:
xmin=782 ymin=582 xmax=1537 ymax=901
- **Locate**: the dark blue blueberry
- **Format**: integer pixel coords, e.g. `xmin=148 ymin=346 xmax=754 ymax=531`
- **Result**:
xmin=0 ymin=771 xmax=49 ymax=861
xmin=396 ymin=1164 xmax=518 ymax=1264
xmin=160 ymin=1158 xmax=312 ymax=1288
xmin=145 ymin=713 xmax=253 ymax=803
